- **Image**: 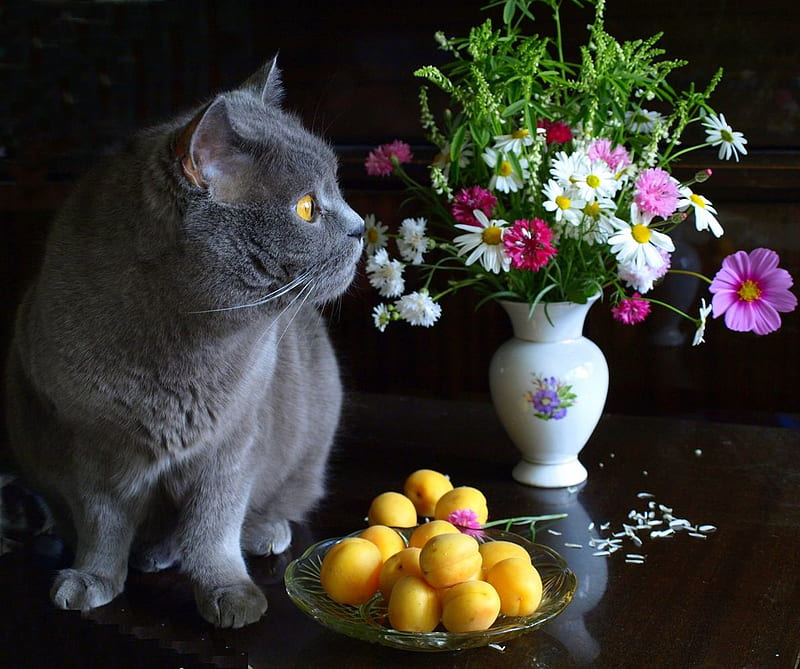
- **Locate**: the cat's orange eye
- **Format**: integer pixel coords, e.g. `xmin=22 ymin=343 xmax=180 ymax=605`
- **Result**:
xmin=295 ymin=194 xmax=316 ymax=222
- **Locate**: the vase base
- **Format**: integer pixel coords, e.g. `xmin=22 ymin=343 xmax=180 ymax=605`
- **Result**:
xmin=512 ymin=458 xmax=588 ymax=488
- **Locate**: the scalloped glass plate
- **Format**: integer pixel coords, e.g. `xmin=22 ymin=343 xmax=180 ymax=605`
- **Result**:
xmin=284 ymin=527 xmax=577 ymax=652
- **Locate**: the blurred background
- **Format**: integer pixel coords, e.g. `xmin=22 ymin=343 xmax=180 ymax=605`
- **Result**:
xmin=2 ymin=0 xmax=798 ymax=426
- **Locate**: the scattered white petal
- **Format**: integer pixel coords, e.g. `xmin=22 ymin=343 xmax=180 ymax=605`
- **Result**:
xmin=489 ymin=643 xmax=506 ymax=652
xmin=564 ymin=542 xmax=584 ymax=549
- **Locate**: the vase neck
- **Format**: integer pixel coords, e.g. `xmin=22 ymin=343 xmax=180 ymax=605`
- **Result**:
xmin=500 ymin=296 xmax=598 ymax=342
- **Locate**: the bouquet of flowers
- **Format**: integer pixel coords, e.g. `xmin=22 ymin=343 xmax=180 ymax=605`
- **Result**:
xmin=362 ymin=0 xmax=795 ymax=343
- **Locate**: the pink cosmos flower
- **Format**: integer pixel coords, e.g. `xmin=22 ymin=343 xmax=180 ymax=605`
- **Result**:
xmin=611 ymin=293 xmax=652 ymax=325
xmin=538 ymin=119 xmax=573 ymax=145
xmin=451 ymin=185 xmax=498 ymax=225
xmin=365 ymin=140 xmax=413 ymax=177
xmin=634 ymin=168 xmax=680 ymax=219
xmin=588 ymin=138 xmax=632 ymax=172
xmin=709 ymin=248 xmax=797 ymax=335
xmin=503 ymin=218 xmax=557 ymax=271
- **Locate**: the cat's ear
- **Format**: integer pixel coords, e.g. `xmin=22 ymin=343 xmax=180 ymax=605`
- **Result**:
xmin=177 ymin=98 xmax=252 ymax=197
xmin=242 ymin=54 xmax=284 ymax=106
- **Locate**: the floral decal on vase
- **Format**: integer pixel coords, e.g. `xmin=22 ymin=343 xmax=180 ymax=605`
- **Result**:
xmin=524 ymin=375 xmax=577 ymax=421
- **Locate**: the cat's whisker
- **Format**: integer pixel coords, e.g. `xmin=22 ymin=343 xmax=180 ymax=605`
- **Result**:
xmin=183 ymin=271 xmax=312 ymax=314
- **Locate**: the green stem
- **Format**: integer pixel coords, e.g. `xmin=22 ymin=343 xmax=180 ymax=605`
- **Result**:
xmin=667 ymin=268 xmax=713 ymax=284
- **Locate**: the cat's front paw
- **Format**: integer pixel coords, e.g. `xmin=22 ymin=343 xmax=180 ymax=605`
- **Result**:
xmin=242 ymin=518 xmax=292 ymax=557
xmin=195 ymin=580 xmax=268 ymax=628
xmin=51 ymin=568 xmax=122 ymax=611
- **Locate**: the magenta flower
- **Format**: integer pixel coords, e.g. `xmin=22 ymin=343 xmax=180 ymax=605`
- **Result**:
xmin=611 ymin=293 xmax=652 ymax=325
xmin=634 ymin=168 xmax=680 ymax=218
xmin=451 ymin=185 xmax=498 ymax=225
xmin=503 ymin=218 xmax=557 ymax=271
xmin=538 ymin=119 xmax=573 ymax=145
xmin=588 ymin=138 xmax=632 ymax=172
xmin=365 ymin=140 xmax=413 ymax=177
xmin=447 ymin=509 xmax=484 ymax=536
xmin=709 ymin=248 xmax=797 ymax=335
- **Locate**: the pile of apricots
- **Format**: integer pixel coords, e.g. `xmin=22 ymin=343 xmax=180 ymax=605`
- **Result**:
xmin=318 ymin=469 xmax=543 ymax=633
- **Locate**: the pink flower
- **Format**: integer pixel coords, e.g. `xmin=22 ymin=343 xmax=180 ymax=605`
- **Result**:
xmin=447 ymin=509 xmax=485 ymax=537
xmin=447 ymin=508 xmax=481 ymax=529
xmin=365 ymin=140 xmax=413 ymax=177
xmin=588 ymin=138 xmax=632 ymax=172
xmin=709 ymin=248 xmax=797 ymax=335
xmin=503 ymin=218 xmax=557 ymax=271
xmin=634 ymin=168 xmax=680 ymax=218
xmin=538 ymin=119 xmax=573 ymax=145
xmin=612 ymin=293 xmax=652 ymax=325
xmin=452 ymin=185 xmax=498 ymax=225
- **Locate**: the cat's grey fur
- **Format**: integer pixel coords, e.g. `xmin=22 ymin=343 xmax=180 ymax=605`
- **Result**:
xmin=4 ymin=58 xmax=364 ymax=628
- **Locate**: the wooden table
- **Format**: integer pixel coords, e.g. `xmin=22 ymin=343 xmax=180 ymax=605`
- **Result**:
xmin=2 ymin=393 xmax=799 ymax=668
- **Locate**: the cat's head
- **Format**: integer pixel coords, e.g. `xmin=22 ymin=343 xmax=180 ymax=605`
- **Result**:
xmin=168 ymin=57 xmax=364 ymax=314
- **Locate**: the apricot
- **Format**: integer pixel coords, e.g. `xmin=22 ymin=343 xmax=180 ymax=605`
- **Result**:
xmin=440 ymin=580 xmax=501 ymax=632
xmin=418 ymin=532 xmax=482 ymax=589
xmin=486 ymin=556 xmax=543 ymax=617
xmin=378 ymin=546 xmax=423 ymax=601
xmin=359 ymin=524 xmax=406 ymax=561
xmin=407 ymin=519 xmax=460 ymax=549
xmin=367 ymin=491 xmax=418 ymax=528
xmin=319 ymin=537 xmax=383 ymax=605
xmin=433 ymin=486 xmax=489 ymax=525
xmin=403 ymin=469 xmax=454 ymax=517
xmin=387 ymin=574 xmax=442 ymax=633
xmin=478 ymin=539 xmax=531 ymax=577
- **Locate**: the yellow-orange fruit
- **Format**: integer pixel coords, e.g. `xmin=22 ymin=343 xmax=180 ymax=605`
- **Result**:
xmin=433 ymin=486 xmax=489 ymax=525
xmin=378 ymin=547 xmax=423 ymax=601
xmin=319 ymin=537 xmax=383 ymax=605
xmin=486 ymin=557 xmax=543 ymax=617
xmin=367 ymin=491 xmax=418 ymax=528
xmin=407 ymin=519 xmax=460 ymax=549
xmin=403 ymin=469 xmax=454 ymax=517
xmin=478 ymin=540 xmax=531 ymax=577
xmin=387 ymin=574 xmax=442 ymax=633
xmin=418 ymin=532 xmax=482 ymax=589
xmin=440 ymin=580 xmax=501 ymax=632
xmin=359 ymin=524 xmax=406 ymax=561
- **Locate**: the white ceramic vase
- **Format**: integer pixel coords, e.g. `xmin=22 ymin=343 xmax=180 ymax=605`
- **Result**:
xmin=489 ymin=295 xmax=608 ymax=488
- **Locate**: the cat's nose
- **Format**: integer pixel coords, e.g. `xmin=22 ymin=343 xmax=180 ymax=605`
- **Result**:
xmin=344 ymin=207 xmax=365 ymax=239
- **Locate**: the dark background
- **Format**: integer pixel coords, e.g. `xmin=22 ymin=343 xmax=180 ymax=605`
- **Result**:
xmin=2 ymin=0 xmax=799 ymax=426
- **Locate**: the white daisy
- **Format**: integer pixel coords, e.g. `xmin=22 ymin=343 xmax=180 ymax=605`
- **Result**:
xmin=692 ymin=298 xmax=713 ymax=346
xmin=365 ymin=248 xmax=405 ymax=297
xmin=433 ymin=139 xmax=473 ymax=177
xmin=549 ymin=150 xmax=588 ymax=187
xmin=482 ymin=148 xmax=529 ymax=193
xmin=395 ymin=291 xmax=442 ymax=327
xmin=397 ymin=217 xmax=430 ymax=265
xmin=607 ymin=203 xmax=675 ymax=269
xmin=542 ymin=179 xmax=586 ymax=226
xmin=453 ymin=209 xmax=510 ymax=274
xmin=372 ymin=303 xmax=393 ymax=332
xmin=493 ymin=128 xmax=534 ymax=155
xmin=625 ymin=108 xmax=664 ymax=134
xmin=702 ymin=112 xmax=748 ymax=162
xmin=678 ymin=186 xmax=723 ymax=237
xmin=364 ymin=213 xmax=389 ymax=255
xmin=572 ymin=160 xmax=620 ymax=201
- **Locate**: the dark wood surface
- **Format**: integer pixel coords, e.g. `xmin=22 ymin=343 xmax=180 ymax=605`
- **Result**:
xmin=2 ymin=393 xmax=799 ymax=668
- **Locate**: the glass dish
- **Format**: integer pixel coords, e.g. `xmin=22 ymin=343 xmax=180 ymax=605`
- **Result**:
xmin=284 ymin=527 xmax=577 ymax=652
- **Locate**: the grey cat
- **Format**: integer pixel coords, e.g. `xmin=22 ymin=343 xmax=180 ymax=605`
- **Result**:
xmin=4 ymin=57 xmax=364 ymax=628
